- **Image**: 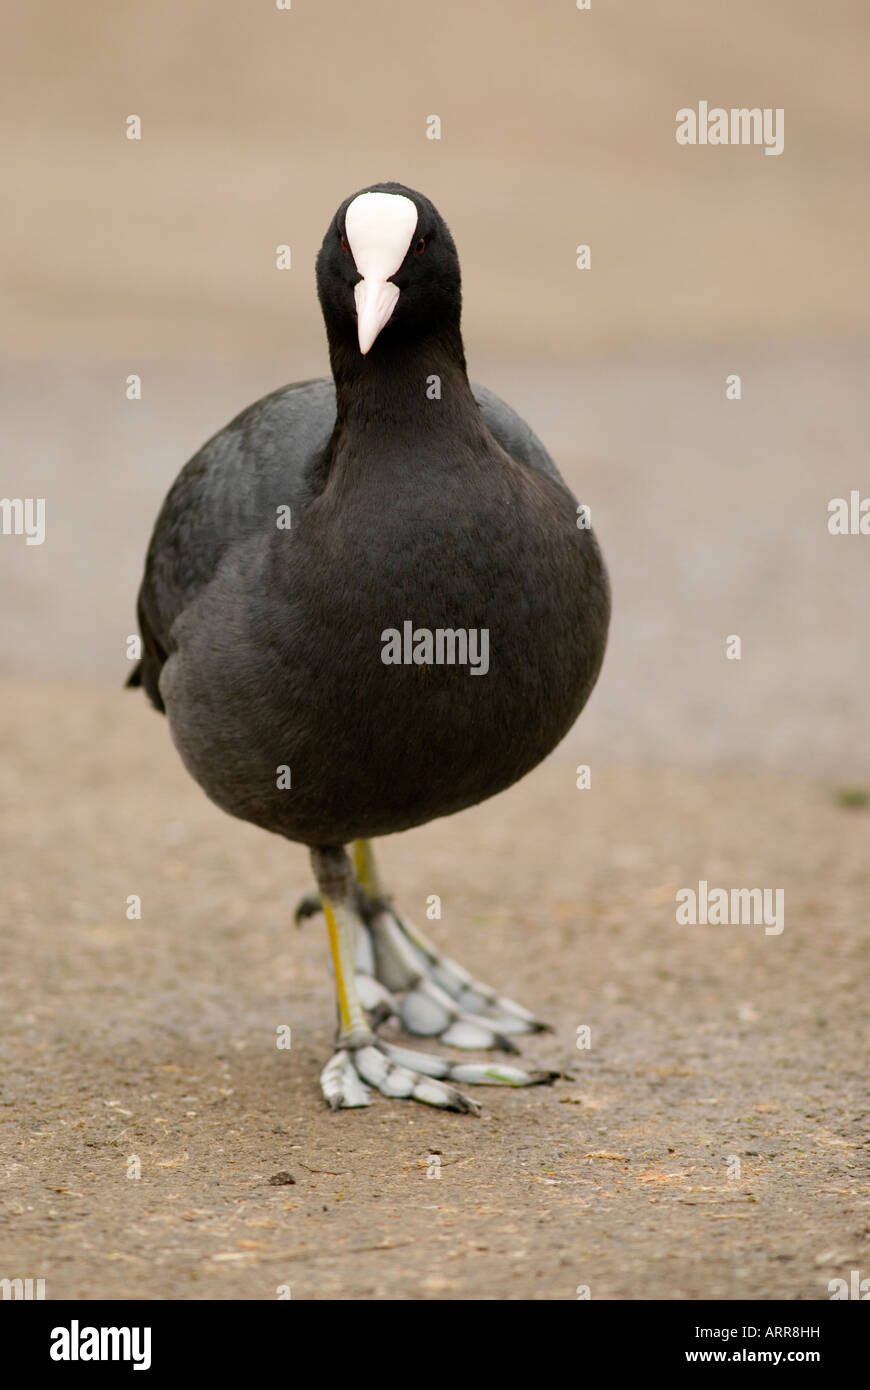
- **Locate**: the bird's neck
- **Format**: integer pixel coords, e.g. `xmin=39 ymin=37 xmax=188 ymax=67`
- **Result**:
xmin=328 ymin=330 xmax=482 ymax=445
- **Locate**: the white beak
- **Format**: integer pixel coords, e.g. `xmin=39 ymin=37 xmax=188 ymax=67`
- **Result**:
xmin=354 ymin=278 xmax=400 ymax=355
xmin=344 ymin=191 xmax=418 ymax=355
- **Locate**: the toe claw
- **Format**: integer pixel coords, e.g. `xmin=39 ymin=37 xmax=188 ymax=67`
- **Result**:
xmin=377 ymin=1042 xmax=557 ymax=1093
xmin=354 ymin=1044 xmax=477 ymax=1112
xmin=320 ymin=1050 xmax=372 ymax=1109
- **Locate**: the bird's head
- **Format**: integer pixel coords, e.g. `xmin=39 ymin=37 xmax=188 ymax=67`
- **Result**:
xmin=316 ymin=182 xmax=462 ymax=358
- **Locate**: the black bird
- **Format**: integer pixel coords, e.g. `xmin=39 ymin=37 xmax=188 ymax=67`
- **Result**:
xmin=129 ymin=182 xmax=610 ymax=1111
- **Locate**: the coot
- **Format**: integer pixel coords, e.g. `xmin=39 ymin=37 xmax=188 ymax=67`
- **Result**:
xmin=129 ymin=182 xmax=610 ymax=1110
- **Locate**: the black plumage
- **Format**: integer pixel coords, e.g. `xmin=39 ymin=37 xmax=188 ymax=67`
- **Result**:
xmin=128 ymin=182 xmax=610 ymax=1109
xmin=131 ymin=184 xmax=609 ymax=846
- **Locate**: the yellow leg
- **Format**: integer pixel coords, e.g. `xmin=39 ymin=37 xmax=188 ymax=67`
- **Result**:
xmin=352 ymin=838 xmax=382 ymax=898
xmin=321 ymin=892 xmax=371 ymax=1045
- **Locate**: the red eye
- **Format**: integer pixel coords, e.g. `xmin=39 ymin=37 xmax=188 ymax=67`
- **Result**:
xmin=340 ymin=235 xmax=349 ymax=252
xmin=413 ymin=237 xmax=426 ymax=256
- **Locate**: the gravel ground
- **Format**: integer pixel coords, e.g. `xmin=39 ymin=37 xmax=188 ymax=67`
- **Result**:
xmin=1 ymin=677 xmax=868 ymax=1300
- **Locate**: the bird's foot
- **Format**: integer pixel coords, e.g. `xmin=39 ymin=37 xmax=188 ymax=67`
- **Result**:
xmin=302 ymin=842 xmax=557 ymax=1113
xmin=354 ymin=895 xmax=551 ymax=1050
xmin=320 ymin=1034 xmax=555 ymax=1112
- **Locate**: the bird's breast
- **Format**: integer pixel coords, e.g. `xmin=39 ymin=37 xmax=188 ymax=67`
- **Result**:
xmin=163 ymin=453 xmax=608 ymax=843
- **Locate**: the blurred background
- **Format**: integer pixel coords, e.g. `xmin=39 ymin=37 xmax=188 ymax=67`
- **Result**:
xmin=2 ymin=0 xmax=869 ymax=774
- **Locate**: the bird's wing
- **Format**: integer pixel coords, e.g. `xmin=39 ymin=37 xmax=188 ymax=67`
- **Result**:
xmin=128 ymin=377 xmax=564 ymax=711
xmin=130 ymin=378 xmax=336 ymax=709
xmin=471 ymin=382 xmax=565 ymax=486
